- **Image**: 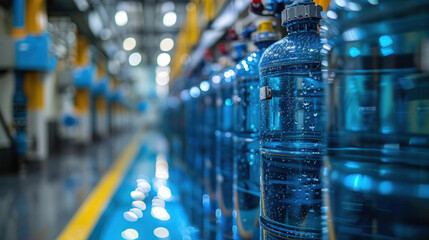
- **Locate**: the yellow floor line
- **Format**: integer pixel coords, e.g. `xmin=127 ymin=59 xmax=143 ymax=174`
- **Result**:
xmin=57 ymin=134 xmax=140 ymax=240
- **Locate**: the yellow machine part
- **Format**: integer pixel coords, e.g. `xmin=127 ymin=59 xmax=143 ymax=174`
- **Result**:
xmin=24 ymin=72 xmax=44 ymax=111
xmin=75 ymin=89 xmax=90 ymax=115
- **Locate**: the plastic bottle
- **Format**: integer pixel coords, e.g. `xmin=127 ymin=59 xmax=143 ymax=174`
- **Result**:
xmin=216 ymin=42 xmax=247 ymax=240
xmin=232 ymin=21 xmax=279 ymax=240
xmin=259 ymin=0 xmax=324 ymax=239
xmin=322 ymin=0 xmax=429 ymax=239
xmin=183 ymin=86 xmax=196 ymax=224
xmin=203 ymin=73 xmax=221 ymax=240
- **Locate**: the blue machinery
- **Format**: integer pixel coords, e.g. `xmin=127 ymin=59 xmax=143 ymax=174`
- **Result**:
xmin=12 ymin=0 xmax=57 ymax=159
xmin=166 ymin=0 xmax=429 ymax=239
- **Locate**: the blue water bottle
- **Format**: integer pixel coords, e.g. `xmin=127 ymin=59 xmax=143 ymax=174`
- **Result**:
xmin=203 ymin=73 xmax=221 ymax=240
xmin=216 ymin=42 xmax=247 ymax=240
xmin=322 ymin=0 xmax=429 ymax=239
xmin=232 ymin=21 xmax=279 ymax=240
xmin=259 ymin=0 xmax=324 ymax=239
xmin=182 ymin=87 xmax=195 ymax=221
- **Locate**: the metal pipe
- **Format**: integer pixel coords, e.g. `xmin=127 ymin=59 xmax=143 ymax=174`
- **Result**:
xmin=12 ymin=0 xmax=26 ymax=37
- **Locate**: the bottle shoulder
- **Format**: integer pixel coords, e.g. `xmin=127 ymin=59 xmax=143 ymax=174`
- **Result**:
xmin=236 ymin=50 xmax=264 ymax=79
xmin=219 ymin=66 xmax=236 ymax=85
xmin=259 ymin=33 xmax=322 ymax=71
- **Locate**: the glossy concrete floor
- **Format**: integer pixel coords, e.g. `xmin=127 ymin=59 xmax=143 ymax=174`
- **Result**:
xmin=0 ymin=132 xmax=135 ymax=240
xmin=90 ymin=131 xmax=197 ymax=240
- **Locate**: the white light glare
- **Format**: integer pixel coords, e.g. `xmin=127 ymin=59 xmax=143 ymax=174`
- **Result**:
xmin=121 ymin=229 xmax=139 ymax=240
xmin=151 ymin=207 xmax=170 ymax=221
xmin=157 ymin=53 xmax=171 ymax=67
xmin=155 ymin=153 xmax=169 ymax=179
xmin=129 ymin=52 xmax=142 ymax=66
xmin=154 ymin=227 xmax=170 ymax=239
xmin=212 ymin=75 xmax=221 ymax=84
xmin=156 ymin=71 xmax=170 ymax=86
xmin=137 ymin=181 xmax=151 ymax=193
xmin=200 ymin=81 xmax=210 ymax=92
xmin=115 ymin=10 xmax=128 ymax=27
xmin=160 ymin=38 xmax=175 ymax=52
xmin=157 ymin=186 xmax=172 ymax=200
xmin=163 ymin=11 xmax=177 ymax=27
xmin=190 ymin=86 xmax=200 ymax=98
xmin=156 ymin=85 xmax=169 ymax=98
xmin=123 ymin=37 xmax=136 ymax=51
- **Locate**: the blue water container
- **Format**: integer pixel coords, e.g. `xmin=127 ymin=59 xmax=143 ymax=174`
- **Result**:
xmin=232 ymin=21 xmax=279 ymax=240
xmin=322 ymin=0 xmax=429 ymax=239
xmin=203 ymin=76 xmax=220 ymax=240
xmin=182 ymin=87 xmax=196 ymax=223
xmin=259 ymin=1 xmax=324 ymax=239
xmin=216 ymin=42 xmax=247 ymax=240
xmin=216 ymin=67 xmax=237 ymax=240
xmin=188 ymin=84 xmax=204 ymax=230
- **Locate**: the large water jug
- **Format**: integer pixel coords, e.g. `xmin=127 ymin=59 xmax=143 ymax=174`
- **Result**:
xmin=216 ymin=42 xmax=247 ymax=240
xmin=232 ymin=21 xmax=279 ymax=240
xmin=259 ymin=1 xmax=324 ymax=239
xmin=216 ymin=66 xmax=238 ymax=240
xmin=203 ymin=76 xmax=220 ymax=240
xmin=322 ymin=0 xmax=429 ymax=239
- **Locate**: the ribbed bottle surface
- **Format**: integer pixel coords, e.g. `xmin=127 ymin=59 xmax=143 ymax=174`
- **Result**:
xmin=204 ymin=81 xmax=219 ymax=240
xmin=322 ymin=0 xmax=429 ymax=239
xmin=232 ymin=49 xmax=265 ymax=240
xmin=259 ymin=20 xmax=324 ymax=239
xmin=216 ymin=67 xmax=237 ymax=239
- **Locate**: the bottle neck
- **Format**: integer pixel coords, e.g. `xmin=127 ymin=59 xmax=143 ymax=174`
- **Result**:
xmin=286 ymin=18 xmax=319 ymax=35
xmin=256 ymin=40 xmax=276 ymax=50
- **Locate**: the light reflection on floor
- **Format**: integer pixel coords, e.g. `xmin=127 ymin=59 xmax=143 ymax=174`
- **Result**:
xmin=90 ymin=131 xmax=198 ymax=240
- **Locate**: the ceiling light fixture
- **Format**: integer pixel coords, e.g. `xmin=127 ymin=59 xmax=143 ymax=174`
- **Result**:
xmin=162 ymin=11 xmax=177 ymax=27
xmin=115 ymin=10 xmax=128 ymax=27
xmin=160 ymin=38 xmax=174 ymax=52
xmin=129 ymin=52 xmax=142 ymax=66
xmin=157 ymin=53 xmax=171 ymax=67
xmin=123 ymin=37 xmax=136 ymax=51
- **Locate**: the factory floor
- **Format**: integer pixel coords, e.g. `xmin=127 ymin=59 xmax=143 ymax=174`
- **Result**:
xmin=0 ymin=129 xmax=194 ymax=240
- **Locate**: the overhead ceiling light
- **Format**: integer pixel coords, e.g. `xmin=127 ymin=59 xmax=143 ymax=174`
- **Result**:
xmin=123 ymin=37 xmax=136 ymax=51
xmin=115 ymin=10 xmax=128 ymax=27
xmin=88 ymin=11 xmax=103 ymax=36
xmin=157 ymin=53 xmax=171 ymax=67
xmin=73 ymin=0 xmax=89 ymax=11
xmin=129 ymin=52 xmax=142 ymax=66
xmin=160 ymin=38 xmax=174 ymax=52
xmin=162 ymin=11 xmax=177 ymax=27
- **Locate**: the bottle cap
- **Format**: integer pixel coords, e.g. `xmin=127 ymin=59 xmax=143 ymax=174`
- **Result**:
xmin=252 ymin=20 xmax=280 ymax=43
xmin=281 ymin=0 xmax=322 ymax=26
